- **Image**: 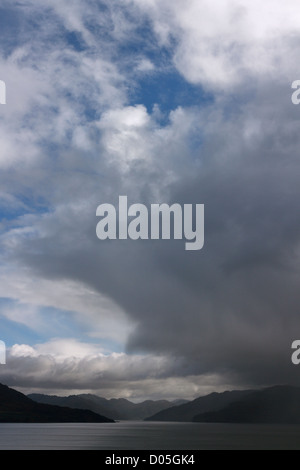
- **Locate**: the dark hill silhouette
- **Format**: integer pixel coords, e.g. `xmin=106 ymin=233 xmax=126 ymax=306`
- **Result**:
xmin=145 ymin=390 xmax=254 ymax=422
xmin=0 ymin=383 xmax=114 ymax=423
xmin=193 ymin=385 xmax=300 ymax=424
xmin=28 ymin=393 xmax=181 ymax=420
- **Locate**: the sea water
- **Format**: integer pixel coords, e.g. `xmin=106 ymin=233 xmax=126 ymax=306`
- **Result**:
xmin=0 ymin=421 xmax=300 ymax=450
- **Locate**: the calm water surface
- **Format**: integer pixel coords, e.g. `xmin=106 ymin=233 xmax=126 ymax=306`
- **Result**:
xmin=0 ymin=421 xmax=299 ymax=450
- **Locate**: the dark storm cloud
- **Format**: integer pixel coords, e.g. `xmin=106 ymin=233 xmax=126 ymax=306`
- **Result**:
xmin=7 ymin=79 xmax=300 ymax=388
xmin=1 ymin=0 xmax=300 ymax=397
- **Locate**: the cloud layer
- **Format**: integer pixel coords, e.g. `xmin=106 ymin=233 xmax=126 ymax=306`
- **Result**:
xmin=1 ymin=340 xmax=238 ymax=400
xmin=0 ymin=0 xmax=300 ymax=398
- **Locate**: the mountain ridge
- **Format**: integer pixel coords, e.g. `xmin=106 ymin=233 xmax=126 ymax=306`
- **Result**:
xmin=28 ymin=393 xmax=186 ymax=420
xmin=0 ymin=383 xmax=114 ymax=423
xmin=145 ymin=389 xmax=255 ymax=422
xmin=193 ymin=385 xmax=300 ymax=424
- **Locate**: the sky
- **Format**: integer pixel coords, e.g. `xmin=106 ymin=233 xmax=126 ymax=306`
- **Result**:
xmin=0 ymin=0 xmax=300 ymax=401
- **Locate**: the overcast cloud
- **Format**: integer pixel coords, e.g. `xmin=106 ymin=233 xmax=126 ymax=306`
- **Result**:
xmin=0 ymin=0 xmax=300 ymax=400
